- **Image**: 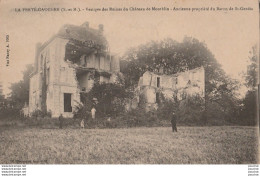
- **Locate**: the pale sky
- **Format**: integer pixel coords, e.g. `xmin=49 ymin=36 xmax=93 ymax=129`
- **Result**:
xmin=0 ymin=0 xmax=258 ymax=95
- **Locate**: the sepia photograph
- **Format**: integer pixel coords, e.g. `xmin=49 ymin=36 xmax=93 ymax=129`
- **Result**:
xmin=0 ymin=0 xmax=259 ymax=167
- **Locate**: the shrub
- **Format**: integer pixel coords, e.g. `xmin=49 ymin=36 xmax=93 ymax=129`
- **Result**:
xmin=111 ymin=97 xmax=127 ymax=116
xmin=31 ymin=109 xmax=44 ymax=118
xmin=175 ymin=95 xmax=205 ymax=125
xmin=0 ymin=107 xmax=20 ymax=119
xmin=73 ymin=101 xmax=91 ymax=120
xmin=156 ymin=99 xmax=178 ymax=120
xmin=30 ymin=109 xmax=52 ymax=118
xmin=204 ymin=101 xmax=228 ymax=125
xmin=46 ymin=110 xmax=52 ymax=118
xmin=74 ymin=82 xmax=133 ymax=120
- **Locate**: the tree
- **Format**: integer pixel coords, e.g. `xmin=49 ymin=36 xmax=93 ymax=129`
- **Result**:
xmin=121 ymin=37 xmax=241 ymax=123
xmin=121 ymin=37 xmax=224 ymax=88
xmin=205 ymin=76 xmax=241 ymax=124
xmin=177 ymin=95 xmax=205 ymax=125
xmin=245 ymin=45 xmax=257 ymax=91
xmin=9 ymin=64 xmax=33 ymax=109
xmin=240 ymin=45 xmax=258 ymax=125
xmin=79 ymin=82 xmax=133 ymax=117
xmin=240 ymin=90 xmax=257 ymax=125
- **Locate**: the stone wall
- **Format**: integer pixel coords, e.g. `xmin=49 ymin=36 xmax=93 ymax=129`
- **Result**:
xmin=137 ymin=67 xmax=205 ymax=110
xmin=48 ymin=38 xmax=80 ymax=117
xmin=29 ymin=38 xmax=80 ymax=117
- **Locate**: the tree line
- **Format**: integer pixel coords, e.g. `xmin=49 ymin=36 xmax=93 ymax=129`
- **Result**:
xmin=2 ymin=37 xmax=257 ymax=126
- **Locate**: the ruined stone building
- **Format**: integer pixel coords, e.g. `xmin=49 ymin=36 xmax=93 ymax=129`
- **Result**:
xmin=137 ymin=67 xmax=205 ymax=111
xmin=29 ymin=22 xmax=120 ymax=117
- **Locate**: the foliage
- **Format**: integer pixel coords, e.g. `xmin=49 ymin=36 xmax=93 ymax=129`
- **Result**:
xmin=118 ymin=108 xmax=160 ymax=127
xmin=86 ymin=82 xmax=133 ymax=116
xmin=239 ymin=45 xmax=258 ymax=126
xmin=121 ymin=37 xmax=225 ymax=89
xmin=121 ymin=37 xmax=241 ymax=123
xmin=244 ymin=45 xmax=257 ymax=90
xmin=84 ymin=94 xmax=204 ymax=128
xmin=206 ymin=76 xmax=241 ymax=123
xmin=203 ymin=101 xmax=227 ymax=125
xmin=156 ymin=94 xmax=178 ymax=120
xmin=9 ymin=64 xmax=33 ymax=108
xmin=0 ymin=107 xmax=20 ymax=119
xmin=239 ymin=90 xmax=257 ymax=126
xmin=175 ymin=95 xmax=205 ymax=125
xmin=111 ymin=97 xmax=127 ymax=116
xmin=73 ymin=82 xmax=133 ymax=120
xmin=73 ymin=100 xmax=91 ymax=120
xmin=30 ymin=109 xmax=52 ymax=118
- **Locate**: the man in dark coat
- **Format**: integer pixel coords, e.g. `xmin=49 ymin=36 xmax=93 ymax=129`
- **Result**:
xmin=58 ymin=114 xmax=64 ymax=129
xmin=171 ymin=112 xmax=177 ymax=132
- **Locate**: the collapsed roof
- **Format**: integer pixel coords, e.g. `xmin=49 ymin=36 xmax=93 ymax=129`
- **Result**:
xmin=57 ymin=22 xmax=108 ymax=48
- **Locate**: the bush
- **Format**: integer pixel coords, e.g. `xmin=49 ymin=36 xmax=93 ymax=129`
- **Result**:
xmin=76 ymin=94 xmax=207 ymax=128
xmin=156 ymin=99 xmax=177 ymax=120
xmin=204 ymin=101 xmax=229 ymax=125
xmin=175 ymin=95 xmax=205 ymax=125
xmin=111 ymin=97 xmax=128 ymax=116
xmin=0 ymin=107 xmax=20 ymax=119
xmin=72 ymin=106 xmax=170 ymax=129
xmin=73 ymin=101 xmax=91 ymax=120
xmin=74 ymin=82 xmax=133 ymax=121
xmin=238 ymin=90 xmax=257 ymax=126
xmin=46 ymin=110 xmax=52 ymax=118
xmin=31 ymin=109 xmax=52 ymax=118
xmin=87 ymin=82 xmax=133 ymax=115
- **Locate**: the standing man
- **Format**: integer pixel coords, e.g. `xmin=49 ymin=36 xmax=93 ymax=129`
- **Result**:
xmin=91 ymin=107 xmax=96 ymax=119
xmin=58 ymin=114 xmax=64 ymax=129
xmin=171 ymin=112 xmax=177 ymax=132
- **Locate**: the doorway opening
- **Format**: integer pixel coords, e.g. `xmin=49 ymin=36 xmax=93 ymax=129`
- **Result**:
xmin=64 ymin=93 xmax=72 ymax=112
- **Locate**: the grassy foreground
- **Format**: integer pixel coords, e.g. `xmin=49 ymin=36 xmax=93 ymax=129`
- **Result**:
xmin=0 ymin=126 xmax=258 ymax=164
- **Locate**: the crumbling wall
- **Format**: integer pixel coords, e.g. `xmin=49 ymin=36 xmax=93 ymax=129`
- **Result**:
xmin=143 ymin=87 xmax=156 ymax=103
xmin=29 ymin=37 xmax=81 ymax=118
xmin=137 ymin=67 xmax=205 ymax=109
xmin=77 ymin=72 xmax=96 ymax=92
xmin=77 ymin=72 xmax=89 ymax=91
xmin=50 ymin=38 xmax=80 ymax=117
xmin=161 ymin=89 xmax=174 ymax=100
xmin=160 ymin=76 xmax=172 ymax=89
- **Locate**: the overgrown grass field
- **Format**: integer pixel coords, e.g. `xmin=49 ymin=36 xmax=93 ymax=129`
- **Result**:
xmin=0 ymin=125 xmax=258 ymax=164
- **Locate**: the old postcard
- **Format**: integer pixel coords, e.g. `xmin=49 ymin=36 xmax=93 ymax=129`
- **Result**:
xmin=0 ymin=0 xmax=259 ymax=172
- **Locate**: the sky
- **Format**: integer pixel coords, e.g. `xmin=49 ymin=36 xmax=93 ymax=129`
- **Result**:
xmin=0 ymin=0 xmax=258 ymax=96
